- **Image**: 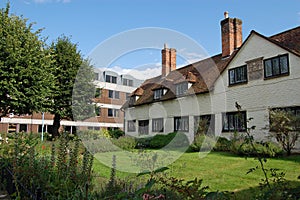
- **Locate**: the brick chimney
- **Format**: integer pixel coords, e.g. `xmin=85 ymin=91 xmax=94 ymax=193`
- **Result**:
xmin=221 ymin=12 xmax=242 ymax=58
xmin=162 ymin=44 xmax=176 ymax=76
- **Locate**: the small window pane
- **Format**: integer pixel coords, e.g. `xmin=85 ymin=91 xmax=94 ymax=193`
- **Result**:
xmin=280 ymin=56 xmax=288 ymax=74
xmin=264 ymin=60 xmax=272 ymax=77
xmin=112 ymin=76 xmax=117 ymax=83
xmin=272 ymin=58 xmax=280 ymax=75
xmin=115 ymin=91 xmax=120 ymax=99
xmin=108 ymin=90 xmax=113 ymax=98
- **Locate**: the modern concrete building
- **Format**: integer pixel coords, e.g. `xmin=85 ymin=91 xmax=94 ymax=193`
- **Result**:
xmin=0 ymin=69 xmax=143 ymax=134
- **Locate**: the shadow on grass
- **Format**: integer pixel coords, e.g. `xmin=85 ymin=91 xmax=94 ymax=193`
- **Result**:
xmin=230 ymin=180 xmax=300 ymax=200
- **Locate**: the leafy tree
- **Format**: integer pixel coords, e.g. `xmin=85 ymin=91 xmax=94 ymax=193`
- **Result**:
xmin=0 ymin=3 xmax=54 ymax=117
xmin=269 ymin=109 xmax=299 ymax=156
xmin=72 ymin=59 xmax=96 ymax=121
xmin=50 ymin=36 xmax=94 ymax=137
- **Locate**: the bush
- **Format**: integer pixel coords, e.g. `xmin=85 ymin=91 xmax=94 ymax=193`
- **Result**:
xmin=238 ymin=141 xmax=283 ymax=157
xmin=77 ymin=129 xmax=111 ymax=140
xmin=135 ymin=137 xmax=152 ymax=149
xmin=188 ymin=134 xmax=216 ymax=152
xmin=112 ymin=136 xmax=136 ymax=150
xmin=213 ymin=137 xmax=231 ymax=152
xmin=149 ymin=132 xmax=177 ymax=149
xmin=109 ymin=128 xmax=125 ymax=139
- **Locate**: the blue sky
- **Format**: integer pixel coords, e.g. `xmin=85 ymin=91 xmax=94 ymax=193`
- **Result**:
xmin=1 ymin=0 xmax=300 ymax=79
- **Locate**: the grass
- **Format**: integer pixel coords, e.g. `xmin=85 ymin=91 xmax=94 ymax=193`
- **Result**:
xmin=93 ymin=151 xmax=300 ymax=198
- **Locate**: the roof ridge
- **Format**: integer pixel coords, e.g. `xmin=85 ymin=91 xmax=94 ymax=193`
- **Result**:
xmin=269 ymin=26 xmax=300 ymax=38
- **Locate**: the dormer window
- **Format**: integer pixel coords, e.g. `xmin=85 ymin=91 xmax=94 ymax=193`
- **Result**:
xmin=105 ymin=75 xmax=117 ymax=84
xmin=153 ymin=88 xmax=167 ymax=100
xmin=129 ymin=95 xmax=140 ymax=106
xmin=175 ymin=82 xmax=188 ymax=96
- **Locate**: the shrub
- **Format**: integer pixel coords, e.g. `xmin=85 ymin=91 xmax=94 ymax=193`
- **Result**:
xmin=213 ymin=137 xmax=231 ymax=152
xmin=149 ymin=132 xmax=177 ymax=149
xmin=135 ymin=137 xmax=152 ymax=149
xmin=108 ymin=128 xmax=125 ymax=139
xmin=112 ymin=136 xmax=136 ymax=150
xmin=188 ymin=134 xmax=216 ymax=152
xmin=77 ymin=129 xmax=111 ymax=140
xmin=238 ymin=141 xmax=283 ymax=157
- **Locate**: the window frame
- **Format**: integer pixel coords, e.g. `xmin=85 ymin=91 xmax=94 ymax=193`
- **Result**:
xmin=127 ymin=120 xmax=136 ymax=132
xmin=222 ymin=111 xmax=247 ymax=132
xmin=108 ymin=108 xmax=119 ymax=117
xmin=264 ymin=54 xmax=289 ymax=79
xmin=175 ymin=82 xmax=188 ymax=96
xmin=152 ymin=118 xmax=164 ymax=132
xmin=123 ymin=78 xmax=133 ymax=86
xmin=153 ymin=89 xmax=163 ymax=100
xmin=105 ymin=75 xmax=117 ymax=84
xmin=108 ymin=90 xmax=120 ymax=99
xmin=228 ymin=65 xmax=248 ymax=86
xmin=138 ymin=120 xmax=149 ymax=135
xmin=174 ymin=116 xmax=189 ymax=132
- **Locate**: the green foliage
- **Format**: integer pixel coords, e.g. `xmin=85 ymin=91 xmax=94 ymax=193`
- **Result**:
xmin=108 ymin=128 xmax=125 ymax=139
xmin=269 ymin=109 xmax=299 ymax=155
xmin=72 ymin=59 xmax=96 ymax=121
xmin=112 ymin=136 xmax=136 ymax=150
xmin=0 ymin=132 xmax=96 ymax=199
xmin=50 ymin=36 xmax=94 ymax=136
xmin=188 ymin=134 xmax=216 ymax=152
xmin=0 ymin=3 xmax=55 ymax=116
xmin=213 ymin=137 xmax=232 ymax=152
xmin=148 ymin=132 xmax=189 ymax=149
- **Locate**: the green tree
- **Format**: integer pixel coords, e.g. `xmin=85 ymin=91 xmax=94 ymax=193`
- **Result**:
xmin=72 ymin=59 xmax=96 ymax=121
xmin=0 ymin=3 xmax=54 ymax=117
xmin=269 ymin=109 xmax=299 ymax=156
xmin=50 ymin=36 xmax=94 ymax=137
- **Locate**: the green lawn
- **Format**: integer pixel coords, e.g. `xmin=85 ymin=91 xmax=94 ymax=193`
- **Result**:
xmin=93 ymin=151 xmax=300 ymax=198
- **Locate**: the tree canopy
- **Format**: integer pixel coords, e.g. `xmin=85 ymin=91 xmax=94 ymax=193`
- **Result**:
xmin=50 ymin=36 xmax=95 ymax=136
xmin=0 ymin=3 xmax=54 ymax=117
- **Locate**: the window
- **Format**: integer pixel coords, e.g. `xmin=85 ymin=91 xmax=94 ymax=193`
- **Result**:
xmin=127 ymin=120 xmax=136 ymax=132
xmin=222 ymin=111 xmax=246 ymax=132
xmin=94 ymin=73 xmax=99 ymax=80
xmin=229 ymin=65 xmax=247 ymax=85
xmin=264 ymin=54 xmax=289 ymax=78
xmin=38 ymin=125 xmax=54 ymax=134
xmin=194 ymin=115 xmax=215 ymax=135
xmin=152 ymin=118 xmax=164 ymax=132
xmin=138 ymin=120 xmax=149 ymax=135
xmin=64 ymin=126 xmax=76 ymax=134
xmin=108 ymin=90 xmax=120 ymax=99
xmin=123 ymin=78 xmax=133 ymax=86
xmin=108 ymin=108 xmax=119 ymax=117
xmin=126 ymin=93 xmax=130 ymax=100
xmin=19 ymin=124 xmax=27 ymax=132
xmin=154 ymin=89 xmax=163 ymax=100
xmin=105 ymin=75 xmax=117 ymax=83
xmin=175 ymin=82 xmax=188 ymax=96
xmin=174 ymin=116 xmax=189 ymax=132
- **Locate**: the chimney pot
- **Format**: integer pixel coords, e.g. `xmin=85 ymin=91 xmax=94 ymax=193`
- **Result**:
xmin=224 ymin=11 xmax=229 ymax=19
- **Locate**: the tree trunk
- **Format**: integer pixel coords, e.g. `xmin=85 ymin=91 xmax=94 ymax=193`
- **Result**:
xmin=52 ymin=114 xmax=61 ymax=138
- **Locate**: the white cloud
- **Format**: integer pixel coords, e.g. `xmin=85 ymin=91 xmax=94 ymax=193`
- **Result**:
xmin=98 ymin=65 xmax=161 ymax=80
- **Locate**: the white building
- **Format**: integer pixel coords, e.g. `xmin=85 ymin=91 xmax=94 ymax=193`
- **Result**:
xmin=122 ymin=13 xmax=300 ymax=143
